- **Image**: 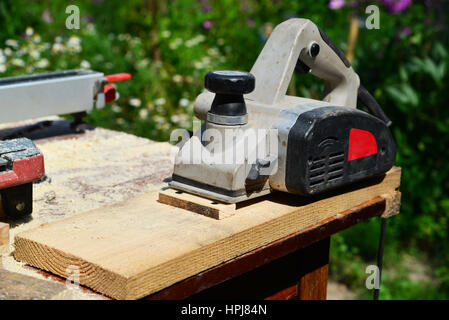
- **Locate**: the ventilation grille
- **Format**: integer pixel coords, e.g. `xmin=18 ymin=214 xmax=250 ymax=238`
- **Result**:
xmin=307 ymin=151 xmax=345 ymax=189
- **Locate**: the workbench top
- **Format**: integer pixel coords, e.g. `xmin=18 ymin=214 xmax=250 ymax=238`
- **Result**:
xmin=0 ymin=118 xmax=174 ymax=299
xmin=0 ymin=118 xmax=401 ymax=300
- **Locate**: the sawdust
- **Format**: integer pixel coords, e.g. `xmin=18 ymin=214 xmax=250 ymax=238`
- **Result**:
xmin=50 ymin=288 xmax=106 ymax=300
xmin=1 ymin=120 xmax=176 ymax=298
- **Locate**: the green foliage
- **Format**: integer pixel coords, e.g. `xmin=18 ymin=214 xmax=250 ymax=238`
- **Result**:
xmin=1 ymin=0 xmax=449 ymax=299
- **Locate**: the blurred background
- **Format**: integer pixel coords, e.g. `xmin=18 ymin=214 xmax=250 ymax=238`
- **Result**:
xmin=0 ymin=0 xmax=448 ymax=299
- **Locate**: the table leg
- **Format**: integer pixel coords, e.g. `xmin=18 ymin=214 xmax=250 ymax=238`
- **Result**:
xmin=296 ymin=237 xmax=330 ymax=300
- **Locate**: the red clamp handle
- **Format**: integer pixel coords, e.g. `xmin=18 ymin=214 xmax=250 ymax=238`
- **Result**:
xmin=104 ymin=85 xmax=116 ymax=103
xmin=103 ymin=73 xmax=131 ymax=103
xmin=105 ymin=73 xmax=132 ymax=83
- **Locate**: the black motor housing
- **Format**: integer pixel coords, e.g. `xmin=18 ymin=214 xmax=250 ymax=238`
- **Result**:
xmin=285 ymin=106 xmax=396 ymax=196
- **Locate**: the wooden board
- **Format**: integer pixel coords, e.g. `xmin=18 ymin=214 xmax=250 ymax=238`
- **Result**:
xmin=158 ymin=188 xmax=237 ymax=219
xmin=13 ymin=167 xmax=401 ymax=300
xmin=147 ymin=195 xmax=389 ymax=299
xmin=0 ymin=222 xmax=9 ymax=254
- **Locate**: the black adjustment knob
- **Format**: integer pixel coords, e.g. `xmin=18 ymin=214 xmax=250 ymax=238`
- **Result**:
xmin=205 ymin=70 xmax=255 ymax=118
xmin=309 ymin=42 xmax=320 ymax=58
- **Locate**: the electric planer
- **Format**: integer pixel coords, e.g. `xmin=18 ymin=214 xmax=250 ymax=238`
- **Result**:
xmin=169 ymin=18 xmax=396 ymax=203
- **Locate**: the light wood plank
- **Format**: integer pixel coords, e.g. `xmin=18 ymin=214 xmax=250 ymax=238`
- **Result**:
xmin=14 ymin=167 xmax=401 ymax=299
xmin=0 ymin=222 xmax=9 ymax=254
xmin=158 ymin=188 xmax=237 ymax=219
xmin=381 ymin=191 xmax=401 ymax=218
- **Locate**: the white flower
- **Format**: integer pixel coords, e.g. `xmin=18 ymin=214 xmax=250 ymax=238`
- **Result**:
xmin=161 ymin=30 xmax=171 ymax=38
xmin=208 ymin=47 xmax=219 ymax=56
xmin=111 ymin=104 xmax=121 ymax=113
xmin=185 ymin=39 xmax=195 ymax=48
xmin=201 ymin=56 xmax=211 ymax=65
xmin=33 ymin=34 xmax=41 ymax=43
xmin=139 ymin=109 xmax=149 ymax=119
xmin=29 ymin=49 xmax=40 ymax=59
xmin=35 ymin=58 xmax=49 ymax=68
xmin=137 ymin=58 xmax=150 ymax=68
xmin=86 ymin=23 xmax=96 ymax=34
xmin=185 ymin=35 xmax=205 ymax=48
xmin=12 ymin=58 xmax=25 ymax=67
xmin=0 ymin=55 xmax=5 ymax=64
xmin=171 ymin=115 xmax=180 ymax=123
xmin=155 ymin=98 xmax=166 ymax=106
xmin=0 ymin=64 xmax=6 ymax=73
xmin=15 ymin=49 xmax=26 ymax=57
xmin=67 ymin=35 xmax=81 ymax=52
xmin=118 ymin=33 xmax=131 ymax=41
xmin=67 ymin=35 xmax=81 ymax=47
xmin=169 ymin=38 xmax=183 ymax=50
xmin=51 ymin=43 xmax=65 ymax=53
xmin=172 ymin=74 xmax=183 ymax=83
xmin=5 ymin=39 xmax=19 ymax=48
xmin=40 ymin=43 xmax=51 ymax=50
xmin=80 ymin=60 xmax=91 ymax=69
xmin=129 ymin=98 xmax=142 ymax=107
xmin=25 ymin=27 xmax=34 ymax=37
xmin=154 ymin=115 xmax=165 ymax=124
xmin=179 ymin=98 xmax=190 ymax=107
xmin=194 ymin=61 xmax=203 ymax=69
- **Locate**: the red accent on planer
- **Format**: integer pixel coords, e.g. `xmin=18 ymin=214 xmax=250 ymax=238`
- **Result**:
xmin=348 ymin=128 xmax=378 ymax=161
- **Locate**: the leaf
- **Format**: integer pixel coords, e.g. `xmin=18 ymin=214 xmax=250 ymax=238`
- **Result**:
xmin=434 ymin=43 xmax=447 ymax=59
xmin=399 ymin=66 xmax=408 ymax=82
xmin=400 ymin=83 xmax=419 ymax=106
xmin=386 ymin=86 xmax=408 ymax=105
xmin=385 ymin=84 xmax=419 ymax=108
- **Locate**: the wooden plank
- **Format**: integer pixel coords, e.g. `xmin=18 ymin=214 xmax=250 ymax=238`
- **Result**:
xmin=147 ymin=196 xmax=387 ymax=299
xmin=181 ymin=238 xmax=329 ymax=300
xmin=298 ymin=265 xmax=329 ymax=300
xmin=189 ymin=249 xmax=304 ymax=300
xmin=381 ymin=191 xmax=401 ymax=218
xmin=0 ymin=222 xmax=9 ymax=254
xmin=158 ymin=188 xmax=236 ymax=219
xmin=296 ymin=238 xmax=330 ymax=300
xmin=13 ymin=167 xmax=401 ymax=300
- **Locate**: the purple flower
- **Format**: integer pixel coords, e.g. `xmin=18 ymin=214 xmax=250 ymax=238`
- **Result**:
xmin=401 ymin=26 xmax=411 ymax=35
xmin=247 ymin=18 xmax=255 ymax=27
xmin=199 ymin=0 xmax=212 ymax=13
xmin=379 ymin=0 xmax=412 ymax=14
xmin=202 ymin=20 xmax=214 ymax=30
xmin=329 ymin=0 xmax=346 ymax=10
xmin=42 ymin=9 xmax=53 ymax=23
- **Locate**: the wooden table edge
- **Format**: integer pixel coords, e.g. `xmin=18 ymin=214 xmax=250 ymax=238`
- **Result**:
xmin=145 ymin=196 xmax=387 ymax=299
